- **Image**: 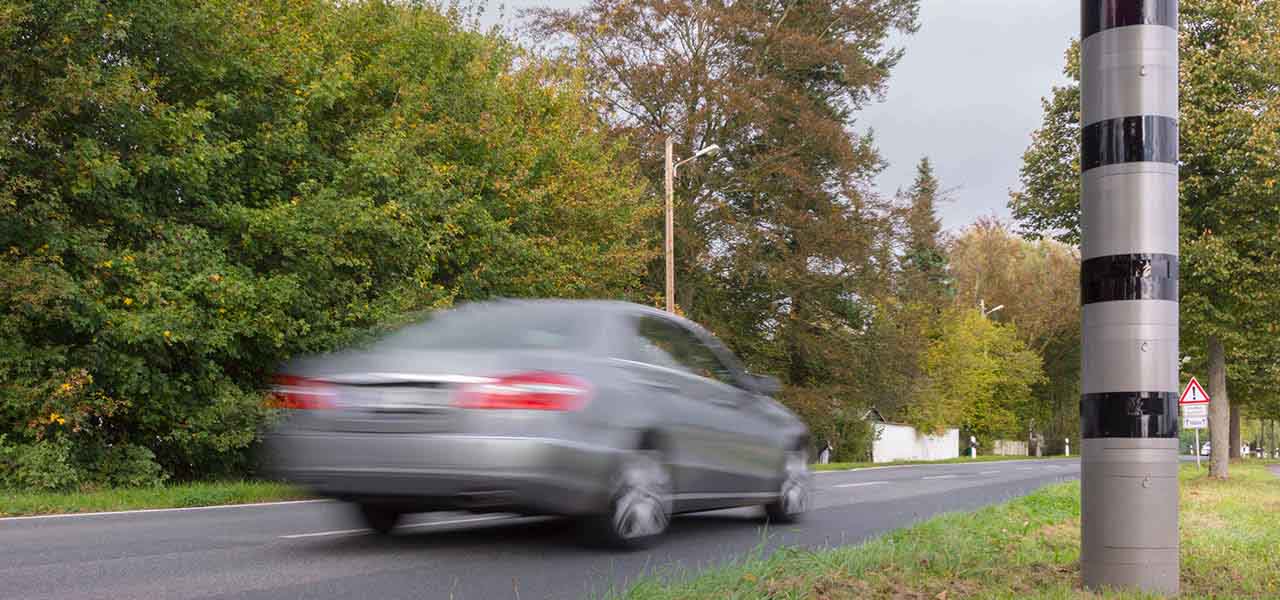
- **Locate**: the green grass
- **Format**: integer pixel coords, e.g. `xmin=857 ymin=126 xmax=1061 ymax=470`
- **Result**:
xmin=621 ymin=463 xmax=1280 ymax=599
xmin=0 ymin=480 xmax=313 ymax=517
xmin=812 ymin=453 xmax=1074 ymax=472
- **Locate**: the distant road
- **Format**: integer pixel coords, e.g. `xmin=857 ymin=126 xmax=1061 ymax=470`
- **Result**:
xmin=1 ymin=458 xmax=1079 ymax=600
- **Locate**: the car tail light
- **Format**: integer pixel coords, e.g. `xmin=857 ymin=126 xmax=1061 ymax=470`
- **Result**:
xmin=453 ymin=372 xmax=592 ymax=411
xmin=270 ymin=375 xmax=336 ymax=410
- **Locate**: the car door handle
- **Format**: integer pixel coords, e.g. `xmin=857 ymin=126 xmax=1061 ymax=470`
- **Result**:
xmin=635 ymin=379 xmax=679 ymax=392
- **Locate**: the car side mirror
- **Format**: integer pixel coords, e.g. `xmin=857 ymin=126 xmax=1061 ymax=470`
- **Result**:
xmin=747 ymin=374 xmax=782 ymax=396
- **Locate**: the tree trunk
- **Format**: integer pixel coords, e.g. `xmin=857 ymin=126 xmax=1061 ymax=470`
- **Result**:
xmin=1208 ymin=336 xmax=1230 ymax=479
xmin=1229 ymin=404 xmax=1241 ymax=458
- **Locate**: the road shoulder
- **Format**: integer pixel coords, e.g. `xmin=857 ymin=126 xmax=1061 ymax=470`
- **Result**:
xmin=622 ymin=463 xmax=1280 ymax=599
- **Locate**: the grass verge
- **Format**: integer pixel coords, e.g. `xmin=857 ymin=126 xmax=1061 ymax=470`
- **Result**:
xmin=0 ymin=480 xmax=312 ymax=517
xmin=812 ymin=454 xmax=1074 ymax=472
xmin=623 ymin=463 xmax=1280 ymax=599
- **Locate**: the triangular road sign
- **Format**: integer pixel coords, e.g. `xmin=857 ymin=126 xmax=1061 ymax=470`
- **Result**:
xmin=1179 ymin=377 xmax=1211 ymax=405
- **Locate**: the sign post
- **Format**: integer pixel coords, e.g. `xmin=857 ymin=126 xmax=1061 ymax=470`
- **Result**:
xmin=1180 ymin=377 xmax=1211 ymax=469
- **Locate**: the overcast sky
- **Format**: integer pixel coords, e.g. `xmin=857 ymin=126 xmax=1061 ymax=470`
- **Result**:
xmin=859 ymin=0 xmax=1077 ymax=231
xmin=488 ymin=0 xmax=1079 ymax=232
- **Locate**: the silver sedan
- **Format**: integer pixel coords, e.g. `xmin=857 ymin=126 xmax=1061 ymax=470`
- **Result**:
xmin=264 ymin=299 xmax=811 ymax=548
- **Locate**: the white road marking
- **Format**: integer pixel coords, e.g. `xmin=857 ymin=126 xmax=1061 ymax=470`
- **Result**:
xmin=979 ymin=470 xmax=1000 ymax=475
xmin=833 ymin=481 xmax=888 ymax=488
xmin=279 ymin=527 xmax=368 ymax=539
xmin=0 ymin=499 xmax=330 ymax=522
xmin=1017 ymin=467 xmax=1035 ymax=471
xmin=814 ymin=459 xmax=1075 ymax=475
xmin=922 ymin=474 xmax=958 ymax=480
xmin=279 ymin=514 xmax=512 ymax=539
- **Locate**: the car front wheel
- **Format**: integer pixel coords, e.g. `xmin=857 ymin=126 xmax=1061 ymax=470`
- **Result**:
xmin=764 ymin=449 xmax=811 ymax=523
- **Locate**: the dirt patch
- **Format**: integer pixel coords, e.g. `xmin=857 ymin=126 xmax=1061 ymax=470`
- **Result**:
xmin=1036 ymin=517 xmax=1080 ymax=543
xmin=1002 ymin=561 xmax=1079 ymax=596
xmin=763 ymin=569 xmax=988 ymax=600
xmin=1183 ymin=510 xmax=1230 ymax=531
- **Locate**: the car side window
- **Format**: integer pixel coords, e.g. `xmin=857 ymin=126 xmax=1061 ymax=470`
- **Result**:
xmin=632 ymin=316 xmax=736 ymax=386
xmin=630 ymin=317 xmax=684 ymax=370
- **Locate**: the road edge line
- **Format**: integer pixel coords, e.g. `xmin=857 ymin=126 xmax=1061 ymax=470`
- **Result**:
xmin=0 ymin=498 xmax=331 ymax=522
xmin=815 ymin=457 xmax=1075 ymax=475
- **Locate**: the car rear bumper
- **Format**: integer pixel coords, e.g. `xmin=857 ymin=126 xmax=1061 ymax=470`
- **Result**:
xmin=263 ymin=432 xmax=619 ymax=515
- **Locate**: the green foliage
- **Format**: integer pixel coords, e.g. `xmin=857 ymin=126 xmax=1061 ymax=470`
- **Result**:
xmin=0 ymin=0 xmax=651 ymax=482
xmin=904 ymin=309 xmax=1046 ymax=440
xmin=0 ymin=437 xmax=81 ymax=491
xmin=783 ymin=387 xmax=878 ymax=462
xmin=1008 ymin=0 xmax=1280 ymax=408
xmin=91 ymin=444 xmax=168 ymax=488
xmin=900 ymin=157 xmax=952 ymax=303
xmin=948 ymin=220 xmax=1080 ymax=446
xmin=0 ymin=479 xmax=308 ymax=516
xmin=530 ymin=0 xmax=921 ymax=429
xmin=1008 ymin=41 xmax=1081 ymax=244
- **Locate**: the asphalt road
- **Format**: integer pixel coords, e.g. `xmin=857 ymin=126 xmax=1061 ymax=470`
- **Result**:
xmin=1 ymin=458 xmax=1080 ymax=600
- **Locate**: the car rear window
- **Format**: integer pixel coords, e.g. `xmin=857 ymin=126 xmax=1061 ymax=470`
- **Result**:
xmin=379 ymin=303 xmax=593 ymax=351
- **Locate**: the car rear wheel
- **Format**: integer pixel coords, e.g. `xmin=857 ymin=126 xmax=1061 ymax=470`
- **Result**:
xmin=584 ymin=450 xmax=672 ymax=549
xmin=357 ymin=503 xmax=403 ymax=534
xmin=764 ymin=449 xmax=811 ymax=523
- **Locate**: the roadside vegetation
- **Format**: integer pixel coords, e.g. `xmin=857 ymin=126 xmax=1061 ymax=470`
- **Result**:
xmin=1 ymin=0 xmax=652 ymax=489
xmin=621 ymin=463 xmax=1280 ymax=599
xmin=812 ymin=454 xmax=1072 ymax=472
xmin=3 ymin=0 xmax=1278 ymax=492
xmin=1010 ymin=0 xmax=1280 ymax=477
xmin=0 ymin=0 xmax=1069 ymax=491
xmin=0 ymin=480 xmax=309 ymax=517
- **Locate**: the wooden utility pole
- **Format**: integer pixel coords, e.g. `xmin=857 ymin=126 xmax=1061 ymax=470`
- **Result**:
xmin=664 ymin=137 xmax=675 ymax=314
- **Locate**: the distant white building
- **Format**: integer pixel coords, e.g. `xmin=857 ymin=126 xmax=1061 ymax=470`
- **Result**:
xmin=863 ymin=408 xmax=960 ymax=463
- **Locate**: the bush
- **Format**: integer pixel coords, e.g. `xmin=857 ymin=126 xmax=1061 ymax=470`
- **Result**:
xmin=0 ymin=0 xmax=651 ymax=482
xmin=783 ymin=388 xmax=878 ymax=463
xmin=92 ymin=445 xmax=169 ymax=488
xmin=1 ymin=438 xmax=81 ymax=492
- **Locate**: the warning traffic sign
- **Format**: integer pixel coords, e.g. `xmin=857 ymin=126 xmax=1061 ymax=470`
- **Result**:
xmin=1179 ymin=377 xmax=1210 ymax=405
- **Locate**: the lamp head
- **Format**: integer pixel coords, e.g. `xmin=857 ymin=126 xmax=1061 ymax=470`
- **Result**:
xmin=693 ymin=144 xmax=721 ymax=159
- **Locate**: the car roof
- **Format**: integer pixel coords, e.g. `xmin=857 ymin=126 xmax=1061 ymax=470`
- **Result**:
xmin=458 ymin=298 xmax=680 ymax=320
xmin=449 ymin=298 xmax=719 ymax=343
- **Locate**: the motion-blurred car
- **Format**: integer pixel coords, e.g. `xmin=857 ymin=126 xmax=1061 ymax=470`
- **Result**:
xmin=264 ymin=300 xmax=811 ymax=548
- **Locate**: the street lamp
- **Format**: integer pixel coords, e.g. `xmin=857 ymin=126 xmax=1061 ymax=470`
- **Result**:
xmin=663 ymin=138 xmax=720 ymax=313
xmin=979 ymin=299 xmax=1004 ymax=318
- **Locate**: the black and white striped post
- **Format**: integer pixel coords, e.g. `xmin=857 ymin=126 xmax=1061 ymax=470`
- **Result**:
xmin=1079 ymin=1 xmax=1179 ymax=594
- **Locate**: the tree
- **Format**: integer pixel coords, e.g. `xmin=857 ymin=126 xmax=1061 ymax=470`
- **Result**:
xmin=1007 ymin=0 xmax=1280 ymax=477
xmin=1008 ymin=42 xmax=1081 ymax=244
xmin=876 ymin=156 xmax=951 ymax=425
xmin=947 ymin=220 xmax=1080 ymax=447
xmin=902 ymin=308 xmax=1046 ymax=443
xmin=0 ymin=0 xmax=653 ymax=484
xmin=900 ymin=157 xmax=950 ymax=304
xmin=528 ymin=0 xmax=922 ymax=437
